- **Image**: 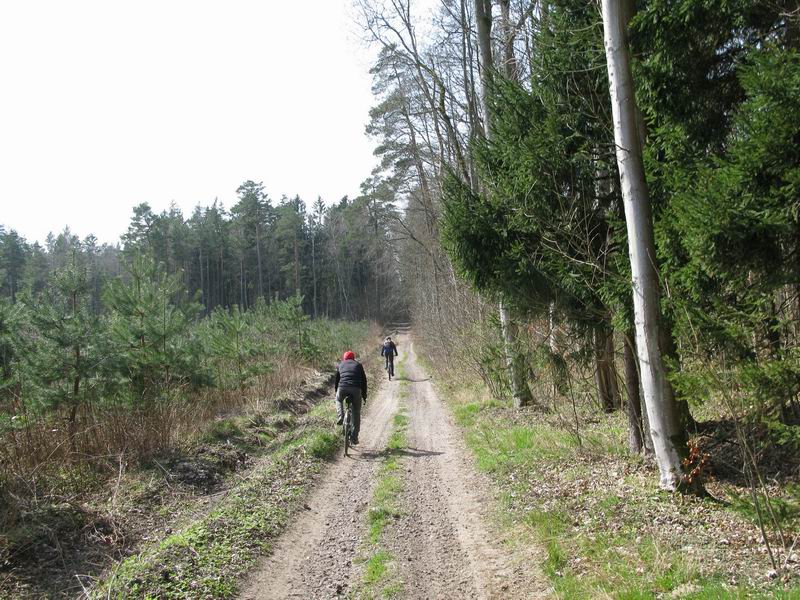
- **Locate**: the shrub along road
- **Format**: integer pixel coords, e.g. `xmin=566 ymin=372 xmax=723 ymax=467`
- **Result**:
xmin=239 ymin=333 xmax=546 ymax=599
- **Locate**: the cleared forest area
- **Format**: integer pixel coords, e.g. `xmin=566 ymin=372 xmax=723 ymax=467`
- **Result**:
xmin=0 ymin=195 xmax=390 ymax=597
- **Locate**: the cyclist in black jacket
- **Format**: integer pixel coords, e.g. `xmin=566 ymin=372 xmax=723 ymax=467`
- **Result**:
xmin=334 ymin=351 xmax=367 ymax=445
xmin=381 ymin=337 xmax=398 ymax=379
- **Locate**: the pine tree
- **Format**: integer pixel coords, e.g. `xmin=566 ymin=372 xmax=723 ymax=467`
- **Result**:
xmin=104 ymin=255 xmax=204 ymax=404
xmin=28 ymin=254 xmax=99 ymax=453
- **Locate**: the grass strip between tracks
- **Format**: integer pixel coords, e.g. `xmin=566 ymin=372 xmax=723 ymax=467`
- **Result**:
xmin=356 ymin=359 xmax=408 ymax=599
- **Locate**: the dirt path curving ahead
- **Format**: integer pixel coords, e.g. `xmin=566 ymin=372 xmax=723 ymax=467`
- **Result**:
xmin=239 ymin=333 xmax=547 ymax=600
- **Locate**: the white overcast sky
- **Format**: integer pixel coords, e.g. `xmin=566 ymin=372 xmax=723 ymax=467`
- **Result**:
xmin=0 ymin=1 xmax=379 ymax=245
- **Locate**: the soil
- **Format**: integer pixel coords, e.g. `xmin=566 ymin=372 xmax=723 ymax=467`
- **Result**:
xmin=239 ymin=334 xmax=548 ymax=600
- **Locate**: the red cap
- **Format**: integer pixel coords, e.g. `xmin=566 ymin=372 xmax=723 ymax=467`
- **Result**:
xmin=342 ymin=351 xmax=355 ymax=361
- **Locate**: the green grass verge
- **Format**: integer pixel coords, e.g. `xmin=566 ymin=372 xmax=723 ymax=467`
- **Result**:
xmin=368 ymin=458 xmax=402 ymax=544
xmin=443 ymin=383 xmax=800 ymax=600
xmin=94 ymin=417 xmax=340 ymax=599
xmin=368 ymin=410 xmax=408 ymax=544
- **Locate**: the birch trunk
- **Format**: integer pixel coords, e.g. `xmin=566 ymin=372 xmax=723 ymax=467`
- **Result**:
xmin=601 ymin=0 xmax=688 ymax=491
xmin=474 ymin=0 xmax=534 ymax=408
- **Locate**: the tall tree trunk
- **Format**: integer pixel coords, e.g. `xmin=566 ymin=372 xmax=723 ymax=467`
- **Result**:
xmin=460 ymin=0 xmax=479 ymax=191
xmin=255 ymin=223 xmax=264 ymax=301
xmin=311 ymin=233 xmax=318 ymax=318
xmin=606 ymin=326 xmax=621 ymax=405
xmin=498 ymin=0 xmax=518 ymax=79
xmin=548 ymin=302 xmax=562 ymax=353
xmin=239 ymin=256 xmax=245 ymax=308
xmin=209 ymin=252 xmax=214 ymax=310
xmin=595 ymin=326 xmax=617 ymax=412
xmin=601 ymin=0 xmax=692 ymax=491
xmin=198 ymin=247 xmax=205 ymax=313
xmin=475 ymin=0 xmax=534 ymax=408
xmin=219 ymin=251 xmax=225 ymax=308
xmin=294 ymin=232 xmax=300 ymax=297
xmin=69 ymin=302 xmax=81 ymax=457
xmin=499 ymin=300 xmax=533 ymax=408
xmin=623 ymin=330 xmax=644 ymax=454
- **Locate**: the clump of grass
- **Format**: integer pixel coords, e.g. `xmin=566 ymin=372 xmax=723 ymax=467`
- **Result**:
xmin=392 ymin=412 xmax=409 ymax=429
xmin=381 ymin=581 xmax=404 ymax=598
xmin=206 ymin=417 xmax=245 ymax=441
xmin=306 ymin=431 xmax=338 ymax=460
xmin=386 ymin=431 xmax=406 ymax=453
xmin=452 ymin=397 xmax=508 ymax=427
xmin=363 ymin=549 xmax=392 ymax=585
xmin=369 ymin=464 xmax=402 ymax=543
xmin=308 ymin=399 xmax=337 ymax=419
xmin=395 ymin=360 xmax=408 ymax=383
xmin=261 ymin=411 xmax=296 ymax=432
xmin=465 ymin=422 xmax=577 ymax=474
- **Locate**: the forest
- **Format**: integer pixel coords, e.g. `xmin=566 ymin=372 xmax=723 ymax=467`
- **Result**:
xmin=352 ymin=0 xmax=800 ymax=594
xmin=1 ymin=0 xmax=799 ymax=597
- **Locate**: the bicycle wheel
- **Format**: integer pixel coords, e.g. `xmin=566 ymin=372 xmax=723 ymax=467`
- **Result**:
xmin=343 ymin=406 xmax=351 ymax=457
xmin=343 ymin=417 xmax=349 ymax=457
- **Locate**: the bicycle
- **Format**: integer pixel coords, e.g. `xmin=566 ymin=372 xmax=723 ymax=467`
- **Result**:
xmin=385 ymin=356 xmax=395 ymax=380
xmin=342 ymin=395 xmax=353 ymax=456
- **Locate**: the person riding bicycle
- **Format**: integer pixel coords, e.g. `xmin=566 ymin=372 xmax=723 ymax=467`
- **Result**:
xmin=381 ymin=336 xmax=398 ymax=377
xmin=334 ymin=350 xmax=367 ymax=445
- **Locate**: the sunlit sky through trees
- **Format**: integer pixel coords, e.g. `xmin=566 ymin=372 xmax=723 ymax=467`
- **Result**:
xmin=0 ymin=1 xmax=382 ymax=245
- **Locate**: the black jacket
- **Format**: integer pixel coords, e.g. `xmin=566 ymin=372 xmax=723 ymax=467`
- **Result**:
xmin=381 ymin=341 xmax=398 ymax=357
xmin=335 ymin=359 xmax=368 ymax=399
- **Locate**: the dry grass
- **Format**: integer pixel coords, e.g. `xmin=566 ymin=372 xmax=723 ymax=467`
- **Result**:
xmin=0 ymin=359 xmax=313 ymax=532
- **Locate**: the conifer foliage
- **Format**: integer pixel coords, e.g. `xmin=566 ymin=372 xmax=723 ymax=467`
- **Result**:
xmin=0 ymin=183 xmax=395 ymax=486
xmin=358 ymin=0 xmax=800 ymax=492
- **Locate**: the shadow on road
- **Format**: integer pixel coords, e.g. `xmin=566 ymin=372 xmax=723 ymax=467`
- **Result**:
xmin=347 ymin=447 xmax=444 ymax=461
xmin=389 ymin=447 xmax=444 ymax=458
xmin=392 ymin=376 xmax=430 ymax=383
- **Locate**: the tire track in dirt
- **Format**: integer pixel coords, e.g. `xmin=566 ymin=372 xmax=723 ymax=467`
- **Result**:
xmin=239 ymin=345 xmax=403 ymax=600
xmin=377 ymin=339 xmax=548 ymax=599
xmin=239 ymin=334 xmax=548 ymax=599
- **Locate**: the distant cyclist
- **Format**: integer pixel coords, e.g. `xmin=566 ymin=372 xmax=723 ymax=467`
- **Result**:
xmin=334 ymin=351 xmax=367 ymax=445
xmin=381 ymin=336 xmax=398 ymax=379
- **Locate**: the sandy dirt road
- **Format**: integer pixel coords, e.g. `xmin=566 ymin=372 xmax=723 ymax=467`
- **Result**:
xmin=239 ymin=333 xmax=546 ymax=600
